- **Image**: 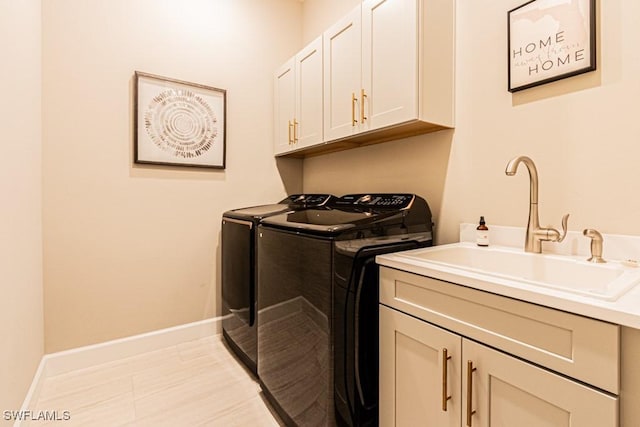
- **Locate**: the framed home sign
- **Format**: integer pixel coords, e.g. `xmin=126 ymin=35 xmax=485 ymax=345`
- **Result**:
xmin=508 ymin=0 xmax=596 ymax=92
xmin=134 ymin=71 xmax=226 ymax=169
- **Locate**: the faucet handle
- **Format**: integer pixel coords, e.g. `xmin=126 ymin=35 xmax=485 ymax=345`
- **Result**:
xmin=546 ymin=213 xmax=570 ymax=243
xmin=558 ymin=213 xmax=569 ymax=242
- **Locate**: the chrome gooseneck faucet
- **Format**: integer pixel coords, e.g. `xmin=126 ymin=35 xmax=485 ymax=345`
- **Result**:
xmin=505 ymin=156 xmax=569 ymax=253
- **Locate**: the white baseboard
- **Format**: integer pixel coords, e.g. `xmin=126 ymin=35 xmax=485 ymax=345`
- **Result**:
xmin=15 ymin=357 xmax=47 ymax=414
xmin=45 ymin=317 xmax=221 ymax=376
xmin=15 ymin=317 xmax=222 ymax=426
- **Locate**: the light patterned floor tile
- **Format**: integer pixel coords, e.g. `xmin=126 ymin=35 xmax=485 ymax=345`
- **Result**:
xmin=176 ymin=335 xmax=222 ymax=361
xmin=39 ymin=358 xmax=133 ymax=401
xmin=31 ymin=335 xmax=282 ymax=426
xmin=36 ymin=376 xmax=133 ymax=414
xmin=38 ymin=392 xmax=135 ymax=427
xmin=123 ymin=346 xmax=182 ymax=374
xmin=198 ymin=395 xmax=282 ymax=427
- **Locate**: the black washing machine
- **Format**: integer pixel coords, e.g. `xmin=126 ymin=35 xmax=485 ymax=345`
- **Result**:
xmin=221 ymin=194 xmax=335 ymax=375
xmin=257 ymin=194 xmax=433 ymax=426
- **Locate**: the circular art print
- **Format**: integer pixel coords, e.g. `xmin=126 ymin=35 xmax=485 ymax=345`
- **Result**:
xmin=144 ymin=89 xmax=217 ymax=159
xmin=135 ymin=72 xmax=226 ymax=169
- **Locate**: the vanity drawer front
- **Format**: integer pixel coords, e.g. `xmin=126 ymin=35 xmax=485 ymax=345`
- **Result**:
xmin=380 ymin=267 xmax=620 ymax=394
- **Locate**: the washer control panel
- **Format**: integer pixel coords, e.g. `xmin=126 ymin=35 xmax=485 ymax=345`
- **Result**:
xmin=333 ymin=194 xmax=415 ymax=209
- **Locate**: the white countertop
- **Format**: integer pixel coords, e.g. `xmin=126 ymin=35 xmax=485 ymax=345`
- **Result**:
xmin=377 ymin=224 xmax=640 ymax=330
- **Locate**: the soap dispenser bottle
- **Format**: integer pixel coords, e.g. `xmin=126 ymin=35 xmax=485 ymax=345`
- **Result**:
xmin=476 ymin=216 xmax=489 ymax=247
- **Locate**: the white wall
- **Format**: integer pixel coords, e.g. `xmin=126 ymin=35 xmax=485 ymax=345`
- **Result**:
xmin=42 ymin=0 xmax=303 ymax=352
xmin=0 ymin=0 xmax=44 ymax=415
xmin=438 ymin=0 xmax=640 ymax=244
xmin=303 ymin=0 xmax=640 ymax=248
xmin=35 ymin=0 xmax=640 ymax=356
xmin=302 ymin=0 xmax=360 ymax=45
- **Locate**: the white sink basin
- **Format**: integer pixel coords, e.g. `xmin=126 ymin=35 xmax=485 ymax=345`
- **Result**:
xmin=401 ymin=243 xmax=640 ymax=301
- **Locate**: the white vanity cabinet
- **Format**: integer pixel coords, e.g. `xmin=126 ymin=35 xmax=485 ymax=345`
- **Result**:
xmin=379 ymin=267 xmax=620 ymax=427
xmin=380 ymin=305 xmax=462 ymax=426
xmin=273 ymin=36 xmax=323 ymax=155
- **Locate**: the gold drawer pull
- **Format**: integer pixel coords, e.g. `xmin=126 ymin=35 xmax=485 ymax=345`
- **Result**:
xmin=360 ymin=88 xmax=367 ymax=122
xmin=442 ymin=348 xmax=452 ymax=411
xmin=466 ymin=360 xmax=477 ymax=426
xmin=351 ymin=92 xmax=358 ymax=126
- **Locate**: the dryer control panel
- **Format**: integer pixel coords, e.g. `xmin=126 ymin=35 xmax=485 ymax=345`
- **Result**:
xmin=284 ymin=194 xmax=335 ymax=208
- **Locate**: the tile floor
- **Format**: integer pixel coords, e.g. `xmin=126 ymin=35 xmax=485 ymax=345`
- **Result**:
xmin=28 ymin=335 xmax=283 ymax=426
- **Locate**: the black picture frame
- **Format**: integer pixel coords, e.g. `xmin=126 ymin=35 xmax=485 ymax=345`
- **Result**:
xmin=134 ymin=71 xmax=226 ymax=169
xmin=508 ymin=0 xmax=596 ymax=93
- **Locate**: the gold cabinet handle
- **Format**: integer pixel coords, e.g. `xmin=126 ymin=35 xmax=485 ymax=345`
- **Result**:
xmin=360 ymin=88 xmax=367 ymax=122
xmin=288 ymin=120 xmax=293 ymax=145
xmin=351 ymin=92 xmax=358 ymax=126
xmin=466 ymin=360 xmax=477 ymax=426
xmin=293 ymin=119 xmax=299 ymax=143
xmin=442 ymin=348 xmax=452 ymax=411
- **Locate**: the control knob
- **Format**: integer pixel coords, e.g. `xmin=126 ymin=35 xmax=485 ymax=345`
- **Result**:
xmin=356 ymin=195 xmax=372 ymax=204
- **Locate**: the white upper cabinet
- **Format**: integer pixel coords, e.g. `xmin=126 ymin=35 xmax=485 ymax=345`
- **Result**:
xmin=323 ymin=7 xmax=362 ymax=141
xmin=321 ymin=0 xmax=454 ymax=153
xmin=274 ymin=58 xmax=296 ymax=155
xmin=295 ymin=37 xmax=324 ymax=150
xmin=361 ymin=0 xmax=418 ymax=131
xmin=275 ymin=0 xmax=454 ymax=157
xmin=274 ymin=36 xmax=323 ymax=156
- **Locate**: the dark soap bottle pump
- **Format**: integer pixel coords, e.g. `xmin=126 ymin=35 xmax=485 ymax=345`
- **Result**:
xmin=476 ymin=216 xmax=489 ymax=247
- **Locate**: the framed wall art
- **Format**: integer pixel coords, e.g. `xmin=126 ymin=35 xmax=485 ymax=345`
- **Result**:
xmin=134 ymin=71 xmax=226 ymax=169
xmin=508 ymin=0 xmax=596 ymax=92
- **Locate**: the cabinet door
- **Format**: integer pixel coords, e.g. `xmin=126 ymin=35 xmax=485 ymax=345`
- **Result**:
xmin=323 ymin=5 xmax=362 ymax=142
xmin=295 ymin=36 xmax=323 ymax=149
xmin=380 ymin=305 xmax=461 ymax=427
xmin=462 ymin=339 xmax=618 ymax=427
xmin=274 ymin=58 xmax=295 ymax=155
xmin=362 ymin=0 xmax=418 ymax=131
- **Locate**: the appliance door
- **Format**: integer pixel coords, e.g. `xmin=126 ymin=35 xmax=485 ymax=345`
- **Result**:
xmin=258 ymin=227 xmax=334 ymax=427
xmin=334 ymin=240 xmax=430 ymax=427
xmin=221 ymin=217 xmax=257 ymax=372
